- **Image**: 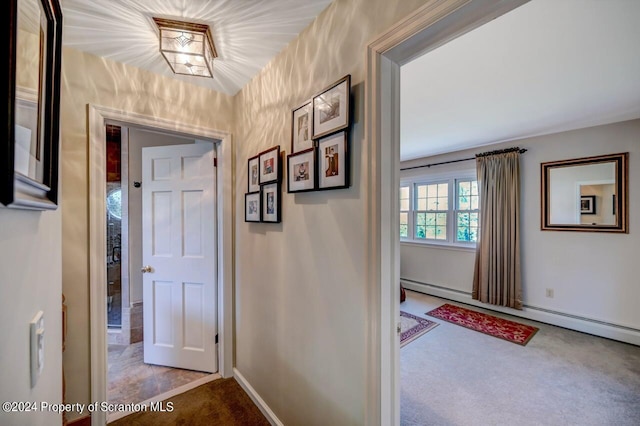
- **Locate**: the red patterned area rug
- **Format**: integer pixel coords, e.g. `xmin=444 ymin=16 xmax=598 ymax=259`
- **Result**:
xmin=425 ymin=303 xmax=538 ymax=346
xmin=400 ymin=311 xmax=439 ymax=347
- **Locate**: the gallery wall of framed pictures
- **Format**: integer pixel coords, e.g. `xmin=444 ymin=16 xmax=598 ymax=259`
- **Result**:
xmin=245 ymin=145 xmax=282 ymax=223
xmin=244 ymin=74 xmax=352 ymax=224
xmin=287 ymin=74 xmax=351 ymax=193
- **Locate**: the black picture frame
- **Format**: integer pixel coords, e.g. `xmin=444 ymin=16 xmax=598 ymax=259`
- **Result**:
xmin=317 ymin=131 xmax=349 ymax=190
xmin=580 ymin=195 xmax=596 ymax=215
xmin=247 ymin=154 xmax=260 ymax=193
xmin=261 ymin=181 xmax=281 ymax=223
xmin=245 ymin=192 xmax=261 ymax=222
xmin=2 ymin=0 xmax=63 ymax=210
xmin=287 ymin=148 xmax=316 ymax=193
xmin=312 ymin=75 xmax=350 ymax=140
xmin=291 ymin=100 xmax=313 ymax=154
xmin=258 ymin=145 xmax=280 ymax=185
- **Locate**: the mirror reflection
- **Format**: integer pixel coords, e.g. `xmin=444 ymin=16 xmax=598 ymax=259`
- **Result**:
xmin=549 ymin=162 xmax=616 ymax=225
xmin=542 ymin=153 xmax=628 ymax=233
xmin=15 ymin=0 xmax=47 ymax=182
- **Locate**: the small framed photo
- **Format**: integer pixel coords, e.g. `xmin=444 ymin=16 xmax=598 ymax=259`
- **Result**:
xmin=291 ymin=101 xmax=313 ymax=154
xmin=317 ymin=131 xmax=349 ymax=190
xmin=580 ymin=195 xmax=596 ymax=214
xmin=259 ymin=145 xmax=280 ymax=184
xmin=287 ymin=148 xmax=316 ymax=193
xmin=248 ymin=154 xmax=260 ymax=192
xmin=245 ymin=192 xmax=261 ymax=222
xmin=312 ymin=75 xmax=351 ymax=139
xmin=261 ymin=182 xmax=281 ymax=223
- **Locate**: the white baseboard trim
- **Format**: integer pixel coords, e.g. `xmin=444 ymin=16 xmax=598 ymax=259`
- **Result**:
xmin=234 ymin=368 xmax=283 ymax=426
xmin=401 ymin=279 xmax=640 ymax=346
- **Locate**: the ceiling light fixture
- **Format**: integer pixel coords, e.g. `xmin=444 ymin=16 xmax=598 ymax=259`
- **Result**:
xmin=153 ymin=17 xmax=217 ymax=78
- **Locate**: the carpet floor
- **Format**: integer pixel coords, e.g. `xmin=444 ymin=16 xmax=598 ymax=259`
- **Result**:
xmin=401 ymin=289 xmax=640 ymax=426
xmin=109 ymin=377 xmax=270 ymax=426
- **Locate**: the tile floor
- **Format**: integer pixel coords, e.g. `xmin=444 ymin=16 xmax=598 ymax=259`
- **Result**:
xmin=108 ymin=342 xmax=211 ymax=405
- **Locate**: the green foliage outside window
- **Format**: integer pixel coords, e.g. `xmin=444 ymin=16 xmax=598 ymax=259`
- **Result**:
xmin=456 ymin=180 xmax=479 ymax=242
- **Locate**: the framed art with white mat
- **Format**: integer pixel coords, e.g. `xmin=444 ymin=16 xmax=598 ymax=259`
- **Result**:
xmin=291 ymin=100 xmax=313 ymax=154
xmin=317 ymin=131 xmax=349 ymax=190
xmin=259 ymin=145 xmax=280 ymax=184
xmin=245 ymin=192 xmax=261 ymax=222
xmin=312 ymin=75 xmax=350 ymax=139
xmin=247 ymin=154 xmax=260 ymax=192
xmin=287 ymin=148 xmax=316 ymax=193
xmin=261 ymin=182 xmax=281 ymax=223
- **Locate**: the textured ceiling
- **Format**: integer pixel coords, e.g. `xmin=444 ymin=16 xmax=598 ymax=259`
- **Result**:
xmin=61 ymin=0 xmax=333 ymax=95
xmin=401 ymin=0 xmax=640 ymax=161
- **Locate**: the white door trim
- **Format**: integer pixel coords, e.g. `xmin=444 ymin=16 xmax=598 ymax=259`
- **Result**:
xmin=88 ymin=104 xmax=234 ymax=426
xmin=365 ymin=1 xmax=528 ymax=424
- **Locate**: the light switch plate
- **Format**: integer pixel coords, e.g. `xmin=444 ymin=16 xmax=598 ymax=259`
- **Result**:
xmin=30 ymin=311 xmax=44 ymax=387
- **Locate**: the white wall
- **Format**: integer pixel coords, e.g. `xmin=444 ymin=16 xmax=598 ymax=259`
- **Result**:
xmin=0 ymin=209 xmax=62 ymax=426
xmin=401 ymin=119 xmax=640 ymax=337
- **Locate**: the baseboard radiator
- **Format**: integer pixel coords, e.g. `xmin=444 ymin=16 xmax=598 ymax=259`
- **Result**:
xmin=401 ymin=278 xmax=640 ymax=346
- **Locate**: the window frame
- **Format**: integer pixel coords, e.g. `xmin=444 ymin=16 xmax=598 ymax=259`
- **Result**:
xmin=454 ymin=178 xmax=480 ymax=245
xmin=399 ymin=184 xmax=412 ymax=239
xmin=400 ymin=170 xmax=478 ymax=249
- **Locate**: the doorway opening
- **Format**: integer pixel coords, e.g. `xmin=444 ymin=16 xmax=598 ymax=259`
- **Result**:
xmin=104 ymin=123 xmax=218 ymax=410
xmin=366 ymin=0 xmax=528 ymax=423
xmin=88 ymin=104 xmax=234 ymax=426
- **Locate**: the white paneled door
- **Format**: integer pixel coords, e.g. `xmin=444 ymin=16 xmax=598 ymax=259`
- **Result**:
xmin=142 ymin=143 xmax=217 ymax=373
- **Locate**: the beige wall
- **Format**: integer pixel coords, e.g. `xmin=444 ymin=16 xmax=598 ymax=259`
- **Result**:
xmin=0 ymin=209 xmax=62 ymax=426
xmin=60 ymin=47 xmax=234 ymax=421
xmin=401 ymin=119 xmax=640 ymax=334
xmin=233 ymin=0 xmax=428 ymax=424
xmin=60 ymin=0 xmax=432 ymax=421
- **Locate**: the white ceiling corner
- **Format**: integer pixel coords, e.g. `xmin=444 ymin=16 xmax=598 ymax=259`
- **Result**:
xmin=61 ymin=0 xmax=333 ymax=96
xmin=400 ymin=0 xmax=640 ymax=161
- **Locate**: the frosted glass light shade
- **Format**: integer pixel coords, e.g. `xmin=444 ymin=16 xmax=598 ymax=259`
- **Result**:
xmin=153 ymin=17 xmax=217 ymax=78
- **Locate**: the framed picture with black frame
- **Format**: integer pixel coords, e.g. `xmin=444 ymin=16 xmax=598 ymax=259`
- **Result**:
xmin=261 ymin=181 xmax=281 ymax=223
xmin=312 ymin=74 xmax=350 ymax=140
xmin=580 ymin=195 xmax=596 ymax=215
xmin=291 ymin=100 xmax=313 ymax=154
xmin=259 ymin=145 xmax=280 ymax=184
xmin=247 ymin=154 xmax=260 ymax=192
xmin=287 ymin=148 xmax=316 ymax=193
xmin=317 ymin=131 xmax=349 ymax=190
xmin=245 ymin=192 xmax=261 ymax=222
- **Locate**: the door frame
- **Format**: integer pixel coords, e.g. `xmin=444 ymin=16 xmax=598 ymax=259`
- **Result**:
xmin=87 ymin=104 xmax=233 ymax=426
xmin=365 ymin=0 xmax=528 ymax=423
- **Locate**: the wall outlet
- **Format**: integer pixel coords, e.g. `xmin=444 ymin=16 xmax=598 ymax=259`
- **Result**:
xmin=545 ymin=288 xmax=554 ymax=298
xmin=30 ymin=311 xmax=45 ymax=388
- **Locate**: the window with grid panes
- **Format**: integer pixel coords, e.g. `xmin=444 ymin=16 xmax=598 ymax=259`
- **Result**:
xmin=400 ymin=185 xmax=410 ymax=238
xmin=400 ymin=174 xmax=478 ymax=247
xmin=456 ymin=179 xmax=479 ymax=242
xmin=415 ymin=182 xmax=448 ymax=240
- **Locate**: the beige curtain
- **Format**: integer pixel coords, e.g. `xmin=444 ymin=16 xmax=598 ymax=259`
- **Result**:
xmin=472 ymin=150 xmax=522 ymax=309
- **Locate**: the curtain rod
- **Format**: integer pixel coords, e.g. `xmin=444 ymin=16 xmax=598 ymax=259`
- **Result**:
xmin=401 ymin=147 xmax=527 ymax=171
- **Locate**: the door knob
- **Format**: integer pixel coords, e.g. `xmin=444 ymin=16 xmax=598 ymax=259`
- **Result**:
xmin=141 ymin=265 xmax=153 ymax=273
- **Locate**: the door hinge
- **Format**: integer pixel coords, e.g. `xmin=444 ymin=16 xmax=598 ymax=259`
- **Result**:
xmin=215 ymin=334 xmax=218 ymax=344
xmin=397 ymin=323 xmax=402 ymax=335
xmin=213 ymin=157 xmax=217 ymax=167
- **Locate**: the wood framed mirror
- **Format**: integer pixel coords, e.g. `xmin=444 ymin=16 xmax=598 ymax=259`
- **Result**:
xmin=541 ymin=152 xmax=628 ymax=233
xmin=2 ymin=0 xmax=63 ymax=210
